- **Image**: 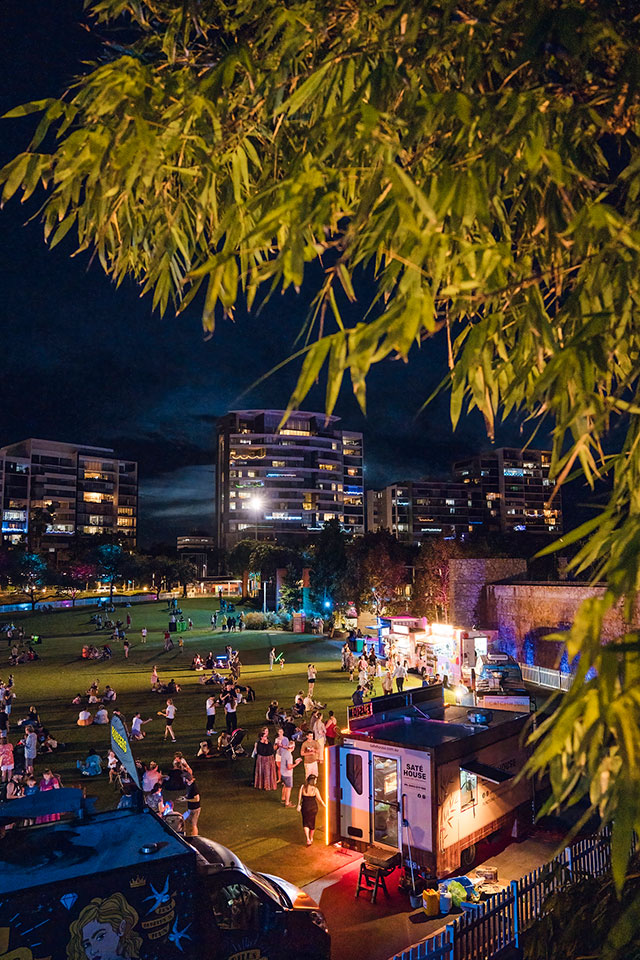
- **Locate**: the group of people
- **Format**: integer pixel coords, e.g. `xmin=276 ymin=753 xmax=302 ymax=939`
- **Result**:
xmin=250 ymin=725 xmax=326 ymax=844
xmin=210 ymin=612 xmax=244 ymax=632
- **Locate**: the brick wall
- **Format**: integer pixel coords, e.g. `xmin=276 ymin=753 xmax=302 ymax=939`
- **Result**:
xmin=486 ymin=582 xmax=640 ymax=668
xmin=449 ymin=558 xmax=528 ymax=627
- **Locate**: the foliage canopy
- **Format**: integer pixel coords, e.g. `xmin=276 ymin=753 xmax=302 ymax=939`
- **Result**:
xmin=4 ymin=0 xmax=640 ymax=933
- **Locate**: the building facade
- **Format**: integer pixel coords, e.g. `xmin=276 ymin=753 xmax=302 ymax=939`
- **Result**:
xmin=177 ymin=535 xmax=217 ymax=579
xmin=216 ymin=410 xmax=364 ymax=551
xmin=453 ymin=447 xmax=562 ymax=535
xmin=367 ymin=448 xmax=562 ymax=543
xmin=366 ymin=479 xmax=483 ymax=541
xmin=0 ymin=438 xmax=138 ymax=552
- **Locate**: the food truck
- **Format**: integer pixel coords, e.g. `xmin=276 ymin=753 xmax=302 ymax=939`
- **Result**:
xmin=325 ymin=685 xmax=531 ymax=876
xmin=379 ymin=615 xmax=492 ymax=687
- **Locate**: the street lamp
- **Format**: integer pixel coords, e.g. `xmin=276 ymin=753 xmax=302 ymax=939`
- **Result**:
xmin=248 ymin=495 xmax=263 ymax=541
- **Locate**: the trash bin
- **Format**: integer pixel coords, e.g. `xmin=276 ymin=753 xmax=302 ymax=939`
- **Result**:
xmin=176 ymin=620 xmax=187 ymax=633
xmin=168 ymin=621 xmax=177 ymax=633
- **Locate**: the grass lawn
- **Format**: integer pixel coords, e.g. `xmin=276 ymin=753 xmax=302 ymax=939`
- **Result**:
xmin=1 ymin=599 xmax=423 ymax=888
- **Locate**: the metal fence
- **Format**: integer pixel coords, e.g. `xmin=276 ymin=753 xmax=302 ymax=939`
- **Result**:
xmin=519 ymin=663 xmax=573 ymax=691
xmin=390 ymin=829 xmax=614 ymax=960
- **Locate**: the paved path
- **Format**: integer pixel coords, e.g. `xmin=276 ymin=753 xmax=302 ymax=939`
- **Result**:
xmin=303 ymin=836 xmax=558 ymax=960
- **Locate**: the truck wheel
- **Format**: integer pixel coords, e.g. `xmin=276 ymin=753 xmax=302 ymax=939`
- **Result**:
xmin=460 ymin=843 xmax=476 ymax=868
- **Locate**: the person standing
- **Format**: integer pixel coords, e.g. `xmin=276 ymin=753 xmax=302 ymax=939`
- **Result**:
xmin=24 ymin=725 xmax=37 ymax=775
xmin=312 ymin=712 xmax=326 ymax=755
xmin=140 ymin=627 xmax=147 ymax=644
xmin=394 ymin=659 xmax=407 ymax=693
xmin=159 ymin=699 xmax=177 ymax=742
xmin=126 ymin=613 xmax=132 ymax=630
xmin=205 ymin=695 xmax=217 ymax=736
xmin=0 ymin=739 xmax=14 ymax=782
xmin=382 ymin=668 xmax=394 ymax=696
xmin=252 ymin=728 xmax=277 ymax=791
xmin=181 ymin=773 xmax=201 ymax=835
xmin=279 ymin=742 xmax=301 ymax=807
xmin=307 ymin=664 xmax=317 ymax=697
xmin=351 ymin=686 xmax=364 ymax=707
xmin=300 ymin=732 xmax=321 ymax=780
xmin=297 ymin=775 xmax=326 ymax=845
xmin=145 ymin=780 xmax=165 ymax=815
xmin=347 ymin=651 xmax=356 ymax=683
xmin=224 ymin=696 xmax=238 ymax=733
xmin=325 ymin=711 xmax=338 ymax=746
xmin=0 ymin=706 xmax=8 ymax=742
xmin=269 ymin=647 xmax=276 ymax=671
xmin=274 ymin=727 xmax=289 ymax=783
xmin=123 ymin=639 xmax=130 ymax=659
xmin=150 ymin=665 xmax=159 ymax=690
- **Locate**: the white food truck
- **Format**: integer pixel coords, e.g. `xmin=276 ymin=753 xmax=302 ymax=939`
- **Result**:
xmin=379 ymin=615 xmax=492 ymax=688
xmin=325 ymin=685 xmax=531 ymax=877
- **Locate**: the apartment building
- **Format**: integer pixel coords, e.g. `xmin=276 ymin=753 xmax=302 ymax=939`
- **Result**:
xmin=367 ymin=448 xmax=562 ymax=543
xmin=367 ymin=479 xmax=483 ymax=542
xmin=0 ymin=438 xmax=138 ymax=552
xmin=453 ymin=447 xmax=562 ymax=535
xmin=216 ymin=410 xmax=364 ymax=550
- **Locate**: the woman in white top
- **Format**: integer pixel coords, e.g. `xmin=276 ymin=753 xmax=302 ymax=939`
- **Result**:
xmin=159 ymin=699 xmax=176 ymax=742
xmin=77 ymin=709 xmax=92 ymax=727
xmin=205 ymin=696 xmax=217 ymax=736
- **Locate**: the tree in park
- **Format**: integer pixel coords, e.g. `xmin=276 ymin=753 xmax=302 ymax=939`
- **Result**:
xmin=227 ymin=538 xmax=260 ymax=598
xmin=279 ymin=564 xmax=304 ymax=614
xmin=9 ymin=552 xmax=53 ymax=610
xmin=55 ymin=560 xmax=96 ymax=607
xmin=173 ymin=557 xmax=197 ymax=598
xmin=92 ymin=543 xmax=129 ymax=604
xmin=346 ymin=530 xmax=408 ymax=617
xmin=3 ymin=0 xmax=640 ymax=934
xmin=308 ymin=519 xmax=349 ymax=614
xmin=413 ymin=538 xmax=463 ymax=622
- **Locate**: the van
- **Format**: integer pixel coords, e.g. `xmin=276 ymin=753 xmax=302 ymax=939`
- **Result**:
xmin=0 ymin=807 xmax=330 ymax=960
xmin=474 ymin=653 xmax=526 ymax=695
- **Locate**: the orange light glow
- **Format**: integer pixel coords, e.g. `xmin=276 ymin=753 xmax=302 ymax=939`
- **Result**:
xmin=341 ymin=727 xmax=350 ymax=734
xmin=324 ymin=745 xmax=329 ymax=845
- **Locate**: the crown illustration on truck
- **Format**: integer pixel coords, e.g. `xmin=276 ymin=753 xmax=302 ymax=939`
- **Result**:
xmin=129 ymin=876 xmax=147 ymax=888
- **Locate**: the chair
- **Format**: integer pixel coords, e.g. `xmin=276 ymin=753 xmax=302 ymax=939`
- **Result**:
xmin=355 ymin=860 xmax=392 ymax=904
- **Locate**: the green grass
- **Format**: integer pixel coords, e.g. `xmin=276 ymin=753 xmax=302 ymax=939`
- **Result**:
xmin=1 ymin=599 xmax=423 ymax=887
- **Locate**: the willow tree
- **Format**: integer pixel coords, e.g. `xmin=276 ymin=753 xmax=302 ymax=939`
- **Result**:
xmin=3 ymin=0 xmax=640 ymax=927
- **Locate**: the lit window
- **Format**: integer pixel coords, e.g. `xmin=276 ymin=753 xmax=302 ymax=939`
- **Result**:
xmin=272 ymin=461 xmax=285 ymax=467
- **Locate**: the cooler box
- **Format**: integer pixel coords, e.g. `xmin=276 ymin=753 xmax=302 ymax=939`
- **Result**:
xmin=176 ymin=620 xmax=187 ymax=633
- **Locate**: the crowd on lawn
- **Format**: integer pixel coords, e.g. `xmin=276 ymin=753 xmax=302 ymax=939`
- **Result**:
xmin=0 ymin=609 xmax=417 ymax=848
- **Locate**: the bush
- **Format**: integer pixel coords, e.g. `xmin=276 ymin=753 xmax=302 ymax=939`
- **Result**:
xmin=243 ymin=612 xmax=268 ymax=630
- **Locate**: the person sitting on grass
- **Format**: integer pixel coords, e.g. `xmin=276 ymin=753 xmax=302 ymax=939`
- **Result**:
xmin=77 ymin=748 xmax=102 ymax=777
xmin=77 ymin=708 xmax=92 ymax=726
xmin=131 ymin=712 xmax=152 ymax=740
xmin=103 ymin=685 xmax=116 ymax=702
xmin=94 ymin=705 xmax=109 ymax=725
xmin=292 ymin=693 xmax=305 ymax=718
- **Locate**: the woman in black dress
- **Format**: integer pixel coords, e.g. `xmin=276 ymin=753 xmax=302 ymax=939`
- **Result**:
xmin=297 ymin=774 xmax=326 ymax=845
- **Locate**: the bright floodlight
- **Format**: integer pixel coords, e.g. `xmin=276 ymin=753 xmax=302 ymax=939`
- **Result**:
xmin=249 ymin=495 xmax=263 ymax=511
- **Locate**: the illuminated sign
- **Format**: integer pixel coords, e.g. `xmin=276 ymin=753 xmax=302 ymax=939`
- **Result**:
xmin=393 ymin=625 xmax=410 ymax=635
xmin=348 ymin=701 xmax=374 ymax=721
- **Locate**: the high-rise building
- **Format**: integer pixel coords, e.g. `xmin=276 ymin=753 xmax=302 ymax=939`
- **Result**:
xmin=367 ymin=479 xmax=483 ymax=541
xmin=453 ymin=447 xmax=562 ymax=535
xmin=367 ymin=448 xmax=562 ymax=542
xmin=0 ymin=438 xmax=138 ymax=551
xmin=216 ymin=410 xmax=364 ymax=550
xmin=177 ymin=535 xmax=216 ymax=579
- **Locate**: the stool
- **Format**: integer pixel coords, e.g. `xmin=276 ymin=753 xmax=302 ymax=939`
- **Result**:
xmin=355 ymin=861 xmax=391 ymax=904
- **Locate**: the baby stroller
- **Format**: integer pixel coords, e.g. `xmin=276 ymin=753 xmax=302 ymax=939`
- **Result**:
xmin=217 ymin=728 xmax=246 ymax=760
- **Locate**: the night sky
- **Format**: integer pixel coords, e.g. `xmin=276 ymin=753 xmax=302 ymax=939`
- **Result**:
xmin=1 ymin=2 xmax=553 ymax=546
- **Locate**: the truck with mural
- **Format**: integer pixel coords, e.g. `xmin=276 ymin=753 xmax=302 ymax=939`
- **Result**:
xmin=0 ymin=806 xmax=330 ymax=960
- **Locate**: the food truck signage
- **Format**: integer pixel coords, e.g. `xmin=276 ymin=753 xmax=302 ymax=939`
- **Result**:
xmin=401 ymin=749 xmax=432 ymax=852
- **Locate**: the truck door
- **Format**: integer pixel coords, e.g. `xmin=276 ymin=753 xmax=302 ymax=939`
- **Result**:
xmin=372 ymin=754 xmax=401 ymax=850
xmin=339 ymin=746 xmax=371 ymax=842
xmin=203 ymin=869 xmax=283 ymax=959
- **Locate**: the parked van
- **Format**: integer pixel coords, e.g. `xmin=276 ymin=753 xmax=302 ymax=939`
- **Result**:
xmin=0 ymin=807 xmax=330 ymax=960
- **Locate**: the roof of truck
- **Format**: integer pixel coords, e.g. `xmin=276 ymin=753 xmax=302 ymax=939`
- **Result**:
xmin=0 ymin=809 xmax=190 ymax=895
xmin=346 ymin=705 xmax=529 ymax=759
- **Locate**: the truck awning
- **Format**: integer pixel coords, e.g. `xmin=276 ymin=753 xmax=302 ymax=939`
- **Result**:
xmin=461 ymin=760 xmax=513 ymax=784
